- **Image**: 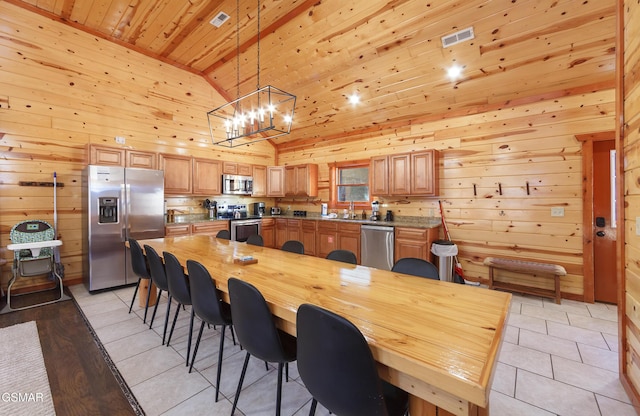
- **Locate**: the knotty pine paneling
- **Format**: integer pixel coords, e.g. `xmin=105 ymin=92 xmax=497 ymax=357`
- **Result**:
xmin=279 ymin=90 xmax=615 ymax=298
xmin=621 ymin=0 xmax=640 ymax=405
xmin=0 ymin=3 xmax=276 ymax=289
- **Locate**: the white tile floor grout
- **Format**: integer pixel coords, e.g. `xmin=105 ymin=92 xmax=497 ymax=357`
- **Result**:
xmin=69 ymin=284 xmax=639 ymax=416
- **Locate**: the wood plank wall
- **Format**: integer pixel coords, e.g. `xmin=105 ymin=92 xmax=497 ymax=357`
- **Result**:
xmin=623 ymin=0 xmax=640 ymax=403
xmin=0 ymin=3 xmax=276 ymax=289
xmin=277 ymin=88 xmax=616 ymax=299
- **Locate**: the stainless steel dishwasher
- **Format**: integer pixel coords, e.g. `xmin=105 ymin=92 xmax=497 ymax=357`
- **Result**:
xmin=361 ymin=225 xmax=394 ymax=270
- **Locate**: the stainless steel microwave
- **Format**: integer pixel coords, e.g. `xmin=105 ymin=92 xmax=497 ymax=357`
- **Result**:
xmin=222 ymin=174 xmax=253 ymax=195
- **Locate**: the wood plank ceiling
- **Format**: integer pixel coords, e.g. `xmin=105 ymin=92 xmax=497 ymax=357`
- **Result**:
xmin=9 ymin=0 xmax=616 ymax=150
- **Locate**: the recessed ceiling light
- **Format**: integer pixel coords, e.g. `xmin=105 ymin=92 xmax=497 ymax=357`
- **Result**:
xmin=447 ymin=65 xmax=462 ymax=80
xmin=348 ymin=93 xmax=360 ymax=105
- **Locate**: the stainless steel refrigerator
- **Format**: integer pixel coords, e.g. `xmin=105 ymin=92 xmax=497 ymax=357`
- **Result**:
xmin=83 ymin=165 xmax=165 ymax=291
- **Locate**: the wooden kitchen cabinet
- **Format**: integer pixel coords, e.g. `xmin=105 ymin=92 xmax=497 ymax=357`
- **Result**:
xmin=284 ymin=164 xmax=318 ymax=197
xmin=159 ymin=154 xmax=192 ymax=194
xmin=88 ymin=145 xmax=156 ymax=169
xmin=411 ymin=151 xmax=439 ymax=195
xmin=373 ymin=150 xmax=439 ymax=196
xmin=193 ymin=158 xmax=222 ymax=195
xmin=261 ymin=218 xmax=276 ymax=248
xmin=252 ymin=165 xmax=267 ymax=197
xmin=394 ymin=226 xmax=440 ymax=263
xmin=370 ymin=156 xmax=389 ymax=196
xmin=389 ymin=154 xmax=412 ymax=195
xmin=191 ymin=221 xmax=228 ymax=236
xmin=275 ymin=218 xmax=288 ymax=248
xmin=337 ymin=222 xmax=361 ymax=264
xmin=301 ymin=220 xmax=317 ymax=256
xmin=127 ymin=150 xmax=157 ymax=169
xmin=317 ymin=221 xmax=339 ymax=259
xmin=267 ymin=166 xmax=285 ymax=197
xmin=222 ymin=161 xmax=252 ymax=176
xmin=164 ymin=223 xmax=190 ymax=237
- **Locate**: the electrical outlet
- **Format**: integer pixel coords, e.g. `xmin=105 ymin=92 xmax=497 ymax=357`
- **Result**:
xmin=115 ymin=136 xmax=126 ymax=144
xmin=287 ymin=205 xmax=291 ymax=211
xmin=551 ymin=207 xmax=565 ymax=217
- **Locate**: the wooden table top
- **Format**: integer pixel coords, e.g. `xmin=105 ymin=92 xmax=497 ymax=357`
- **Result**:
xmin=138 ymin=235 xmax=511 ymax=416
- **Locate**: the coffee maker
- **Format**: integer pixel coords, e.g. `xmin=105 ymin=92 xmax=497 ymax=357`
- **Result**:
xmin=370 ymin=201 xmax=381 ymax=221
xmin=253 ymin=202 xmax=266 ymax=217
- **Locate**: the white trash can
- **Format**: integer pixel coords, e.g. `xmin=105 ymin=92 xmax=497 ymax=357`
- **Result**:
xmin=431 ymin=240 xmax=458 ymax=282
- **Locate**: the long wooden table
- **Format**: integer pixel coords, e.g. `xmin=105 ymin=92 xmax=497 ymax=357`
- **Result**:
xmin=138 ymin=235 xmax=511 ymax=416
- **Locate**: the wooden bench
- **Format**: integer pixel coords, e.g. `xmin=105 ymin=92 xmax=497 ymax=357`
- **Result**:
xmin=483 ymin=257 xmax=567 ymax=304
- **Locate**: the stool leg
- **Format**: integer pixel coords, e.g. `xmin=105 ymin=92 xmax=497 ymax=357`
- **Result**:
xmin=555 ymin=275 xmax=561 ymax=304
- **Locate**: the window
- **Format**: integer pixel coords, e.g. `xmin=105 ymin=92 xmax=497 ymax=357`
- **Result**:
xmin=329 ymin=160 xmax=371 ymax=209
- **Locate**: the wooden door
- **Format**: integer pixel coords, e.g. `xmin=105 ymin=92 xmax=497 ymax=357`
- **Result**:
xmin=370 ymin=156 xmax=389 ymax=196
xmin=252 ymin=165 xmax=267 ymax=197
xmin=193 ymin=158 xmax=221 ymax=195
xmin=411 ymin=150 xmax=439 ymax=196
xmin=159 ymin=154 xmax=192 ymax=194
xmin=267 ymin=166 xmax=285 ymax=197
xmin=389 ymin=154 xmax=411 ymax=195
xmin=593 ymin=140 xmax=617 ymax=304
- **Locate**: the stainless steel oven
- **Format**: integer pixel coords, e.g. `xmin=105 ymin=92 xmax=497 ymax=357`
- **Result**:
xmin=230 ymin=218 xmax=262 ymax=242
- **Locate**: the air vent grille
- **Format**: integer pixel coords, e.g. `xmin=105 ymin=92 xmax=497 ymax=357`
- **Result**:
xmin=210 ymin=12 xmax=230 ymax=28
xmin=441 ymin=27 xmax=475 ymax=48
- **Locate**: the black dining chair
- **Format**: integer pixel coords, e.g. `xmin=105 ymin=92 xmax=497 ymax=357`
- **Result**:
xmin=128 ymin=238 xmax=153 ymax=324
xmin=326 ymin=249 xmax=357 ymax=264
xmin=228 ymin=278 xmax=297 ymax=416
xmin=144 ymin=244 xmax=172 ymax=345
xmin=246 ymin=234 xmax=264 ymax=246
xmin=281 ymin=240 xmax=304 ymax=254
xmin=297 ymin=303 xmax=409 ymax=416
xmin=391 ymin=257 xmax=439 ymax=280
xmin=163 ymin=251 xmax=195 ymax=367
xmin=186 ymin=260 xmax=235 ymax=402
xmin=216 ymin=229 xmax=231 ymax=240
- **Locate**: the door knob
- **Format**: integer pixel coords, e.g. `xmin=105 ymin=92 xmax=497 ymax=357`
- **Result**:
xmin=596 ymin=231 xmax=605 ymax=237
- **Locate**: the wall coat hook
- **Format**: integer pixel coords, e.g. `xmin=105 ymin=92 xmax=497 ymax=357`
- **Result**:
xmin=498 ymin=183 xmax=502 ymax=195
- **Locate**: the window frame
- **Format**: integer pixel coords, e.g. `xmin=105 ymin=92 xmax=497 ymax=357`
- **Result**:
xmin=329 ymin=159 xmax=372 ymax=210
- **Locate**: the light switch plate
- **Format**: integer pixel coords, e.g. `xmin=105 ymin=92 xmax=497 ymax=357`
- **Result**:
xmin=551 ymin=207 xmax=565 ymax=217
xmin=115 ymin=136 xmax=126 ymax=144
xmin=636 ymin=217 xmax=640 ymax=236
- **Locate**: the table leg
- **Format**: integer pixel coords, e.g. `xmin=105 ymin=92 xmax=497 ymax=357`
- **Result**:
xmin=409 ymin=396 xmax=489 ymax=416
xmin=138 ymin=278 xmax=158 ymax=307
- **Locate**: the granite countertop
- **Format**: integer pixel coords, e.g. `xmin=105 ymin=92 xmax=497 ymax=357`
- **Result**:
xmin=167 ymin=213 xmax=441 ymax=229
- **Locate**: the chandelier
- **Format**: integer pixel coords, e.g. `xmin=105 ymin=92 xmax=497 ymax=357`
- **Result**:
xmin=208 ymin=0 xmax=296 ymax=148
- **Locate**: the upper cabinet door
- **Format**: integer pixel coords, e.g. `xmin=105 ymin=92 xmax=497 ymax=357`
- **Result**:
xmin=127 ymin=150 xmax=156 ymax=169
xmin=252 ymin=165 xmax=267 ymax=197
xmin=389 ymin=154 xmax=411 ymax=195
xmin=193 ymin=158 xmax=222 ymax=195
xmin=89 ymin=145 xmax=125 ymax=166
xmin=370 ymin=156 xmax=389 ymax=196
xmin=411 ymin=150 xmax=439 ymax=196
xmin=267 ymin=166 xmax=285 ymax=197
xmin=159 ymin=154 xmax=192 ymax=195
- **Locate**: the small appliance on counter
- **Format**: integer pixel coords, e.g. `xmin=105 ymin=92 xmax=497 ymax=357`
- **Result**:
xmin=321 ymin=203 xmax=328 ymax=216
xmin=252 ymin=202 xmax=266 ymax=217
xmin=385 ymin=210 xmax=394 ymax=221
xmin=370 ymin=201 xmax=381 ymax=221
xmin=271 ymin=207 xmax=281 ymax=215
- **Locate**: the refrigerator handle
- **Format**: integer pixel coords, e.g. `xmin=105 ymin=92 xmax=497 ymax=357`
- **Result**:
xmin=123 ymin=182 xmax=129 ymax=241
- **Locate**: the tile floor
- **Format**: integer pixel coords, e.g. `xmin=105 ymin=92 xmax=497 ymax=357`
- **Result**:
xmin=69 ymin=284 xmax=639 ymax=416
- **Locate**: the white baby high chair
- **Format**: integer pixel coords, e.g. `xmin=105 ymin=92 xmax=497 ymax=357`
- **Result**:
xmin=1 ymin=219 xmax=66 ymax=313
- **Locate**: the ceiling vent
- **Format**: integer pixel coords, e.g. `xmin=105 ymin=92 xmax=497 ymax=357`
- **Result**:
xmin=210 ymin=11 xmax=230 ymax=28
xmin=441 ymin=27 xmax=475 ymax=48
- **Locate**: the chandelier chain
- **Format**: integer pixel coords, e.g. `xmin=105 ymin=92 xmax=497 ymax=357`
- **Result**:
xmin=257 ymin=0 xmax=260 ymax=90
xmin=236 ymin=0 xmax=240 ymax=100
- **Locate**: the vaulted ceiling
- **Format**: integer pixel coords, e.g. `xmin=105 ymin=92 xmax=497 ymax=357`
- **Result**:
xmin=10 ymin=0 xmax=617 ymax=150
